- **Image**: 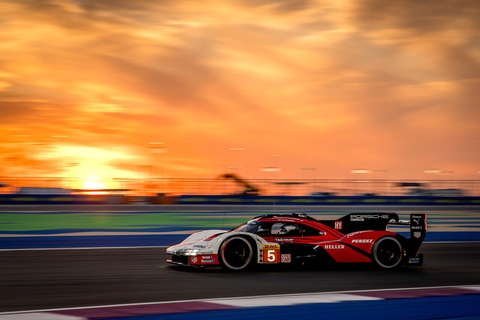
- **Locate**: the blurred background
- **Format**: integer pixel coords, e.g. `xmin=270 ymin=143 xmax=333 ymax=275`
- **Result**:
xmin=1 ymin=0 xmax=479 ymax=197
xmin=1 ymin=3 xmax=480 ymax=317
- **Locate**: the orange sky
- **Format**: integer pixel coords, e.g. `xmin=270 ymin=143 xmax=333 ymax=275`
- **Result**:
xmin=1 ymin=0 xmax=479 ymax=183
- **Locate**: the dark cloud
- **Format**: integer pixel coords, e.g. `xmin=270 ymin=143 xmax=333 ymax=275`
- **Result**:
xmin=0 ymin=100 xmax=38 ymax=123
xmin=351 ymin=0 xmax=480 ymax=33
xmin=236 ymin=0 xmax=313 ymax=13
xmin=348 ymin=0 xmax=480 ymax=81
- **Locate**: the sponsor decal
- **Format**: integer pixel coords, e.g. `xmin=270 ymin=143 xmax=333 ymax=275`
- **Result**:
xmin=350 ymin=214 xmax=390 ymax=222
xmin=201 ymin=259 xmax=216 ymax=263
xmin=351 ymin=239 xmax=373 ymax=243
xmin=334 ymin=221 xmax=343 ymax=230
xmin=201 ymin=255 xmax=217 ymax=263
xmin=408 ymin=257 xmax=421 ymax=264
xmin=281 ymin=254 xmax=291 ymax=263
xmin=324 ymin=244 xmax=345 ymax=249
xmin=346 ymin=231 xmax=365 ymax=237
xmin=275 ymin=238 xmax=294 ymax=242
xmin=263 ymin=244 xmax=280 ymax=263
xmin=190 ymin=254 xmax=218 ymax=265
xmin=263 ymin=244 xmax=280 ymax=250
xmin=414 ymin=232 xmax=422 ymax=238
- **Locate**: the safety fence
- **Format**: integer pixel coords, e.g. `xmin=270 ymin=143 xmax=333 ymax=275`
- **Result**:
xmin=1 ymin=176 xmax=480 ymax=197
xmin=1 ymin=194 xmax=480 ymax=205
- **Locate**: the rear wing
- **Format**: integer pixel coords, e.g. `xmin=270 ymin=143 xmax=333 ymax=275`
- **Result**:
xmin=325 ymin=213 xmax=427 ymax=236
xmin=323 ymin=213 xmax=400 ymax=233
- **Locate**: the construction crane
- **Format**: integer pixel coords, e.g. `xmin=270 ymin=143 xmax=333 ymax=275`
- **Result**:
xmin=217 ymin=173 xmax=260 ymax=196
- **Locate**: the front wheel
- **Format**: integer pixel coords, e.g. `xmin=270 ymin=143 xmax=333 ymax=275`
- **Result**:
xmin=372 ymin=236 xmax=403 ymax=269
xmin=219 ymin=236 xmax=253 ymax=271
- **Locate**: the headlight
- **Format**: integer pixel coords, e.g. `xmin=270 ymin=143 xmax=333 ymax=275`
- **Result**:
xmin=178 ymin=249 xmax=199 ymax=256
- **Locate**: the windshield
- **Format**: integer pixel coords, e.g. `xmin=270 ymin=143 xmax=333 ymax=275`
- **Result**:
xmin=232 ymin=220 xmax=260 ymax=233
xmin=232 ymin=220 xmax=271 ymax=236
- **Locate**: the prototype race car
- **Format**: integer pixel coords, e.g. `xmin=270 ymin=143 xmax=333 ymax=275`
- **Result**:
xmin=166 ymin=213 xmax=426 ymax=271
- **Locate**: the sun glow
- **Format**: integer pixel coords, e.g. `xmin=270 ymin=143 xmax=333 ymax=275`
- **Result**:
xmin=82 ymin=179 xmax=105 ymax=190
xmin=81 ymin=176 xmax=107 ymax=194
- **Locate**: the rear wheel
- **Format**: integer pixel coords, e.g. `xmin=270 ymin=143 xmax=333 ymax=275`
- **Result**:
xmin=373 ymin=237 xmax=403 ymax=269
xmin=219 ymin=236 xmax=253 ymax=271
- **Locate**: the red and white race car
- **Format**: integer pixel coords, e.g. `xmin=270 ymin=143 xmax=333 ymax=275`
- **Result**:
xmin=166 ymin=213 xmax=426 ymax=271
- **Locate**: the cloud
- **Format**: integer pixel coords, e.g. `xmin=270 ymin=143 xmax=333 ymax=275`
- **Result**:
xmin=0 ymin=0 xmax=479 ymax=181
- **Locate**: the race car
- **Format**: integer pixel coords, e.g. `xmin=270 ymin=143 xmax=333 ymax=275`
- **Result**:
xmin=166 ymin=212 xmax=426 ymax=271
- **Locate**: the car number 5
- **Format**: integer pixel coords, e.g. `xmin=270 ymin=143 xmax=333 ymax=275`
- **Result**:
xmin=262 ymin=245 xmax=280 ymax=263
xmin=267 ymin=250 xmax=276 ymax=262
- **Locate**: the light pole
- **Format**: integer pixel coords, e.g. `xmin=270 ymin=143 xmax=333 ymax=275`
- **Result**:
xmin=424 ymin=169 xmax=440 ymax=192
xmin=370 ymin=169 xmax=388 ymax=195
xmin=149 ymin=142 xmax=166 ymax=194
xmin=52 ymin=135 xmax=68 ymax=187
xmin=260 ymin=167 xmax=281 ymax=195
xmin=350 ymin=169 xmax=371 ymax=196
xmin=424 ymin=169 xmax=454 ymax=192
xmin=29 ymin=141 xmax=50 ymax=186
xmin=228 ymin=147 xmax=245 ymax=175
xmin=299 ymin=168 xmax=316 ymax=195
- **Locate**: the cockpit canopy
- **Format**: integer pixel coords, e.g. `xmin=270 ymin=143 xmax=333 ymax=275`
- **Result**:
xmin=232 ymin=219 xmax=324 ymax=237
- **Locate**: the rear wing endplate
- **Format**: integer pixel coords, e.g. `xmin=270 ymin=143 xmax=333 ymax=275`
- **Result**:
xmin=407 ymin=214 xmax=427 ymax=256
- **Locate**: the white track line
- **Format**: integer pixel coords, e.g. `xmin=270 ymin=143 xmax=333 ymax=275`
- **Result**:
xmin=1 ymin=284 xmax=479 ymax=316
xmin=210 ymin=293 xmax=381 ymax=307
xmin=0 ymin=313 xmax=85 ymax=320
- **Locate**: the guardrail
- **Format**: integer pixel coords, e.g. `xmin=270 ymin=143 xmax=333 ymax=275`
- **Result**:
xmin=0 ymin=194 xmax=129 ymax=205
xmin=2 ymin=194 xmax=479 ymax=205
xmin=175 ymin=195 xmax=480 ymax=206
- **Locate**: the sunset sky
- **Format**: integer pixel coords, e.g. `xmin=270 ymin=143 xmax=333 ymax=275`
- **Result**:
xmin=1 ymin=0 xmax=480 ymax=185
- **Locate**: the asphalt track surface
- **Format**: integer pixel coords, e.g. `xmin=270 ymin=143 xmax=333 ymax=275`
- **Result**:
xmin=1 ymin=242 xmax=479 ymax=313
xmin=1 ymin=204 xmax=480 ymax=315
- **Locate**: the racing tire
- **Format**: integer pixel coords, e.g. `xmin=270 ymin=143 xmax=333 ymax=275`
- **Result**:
xmin=372 ymin=236 xmax=403 ymax=269
xmin=219 ymin=236 xmax=254 ymax=271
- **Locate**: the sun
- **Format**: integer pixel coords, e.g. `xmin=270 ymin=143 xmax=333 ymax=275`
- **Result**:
xmin=81 ymin=176 xmax=108 ymax=194
xmin=83 ymin=180 xmax=106 ymax=190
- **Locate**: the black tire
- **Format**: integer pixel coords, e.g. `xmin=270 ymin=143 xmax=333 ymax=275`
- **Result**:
xmin=219 ymin=236 xmax=253 ymax=271
xmin=372 ymin=236 xmax=403 ymax=269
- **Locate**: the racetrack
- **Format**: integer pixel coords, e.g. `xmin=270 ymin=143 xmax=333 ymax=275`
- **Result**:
xmin=1 ymin=242 xmax=479 ymax=313
xmin=1 ymin=204 xmax=480 ymax=317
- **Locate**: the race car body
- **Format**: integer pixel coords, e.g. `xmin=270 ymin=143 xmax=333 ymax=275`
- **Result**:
xmin=166 ymin=213 xmax=426 ymax=270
